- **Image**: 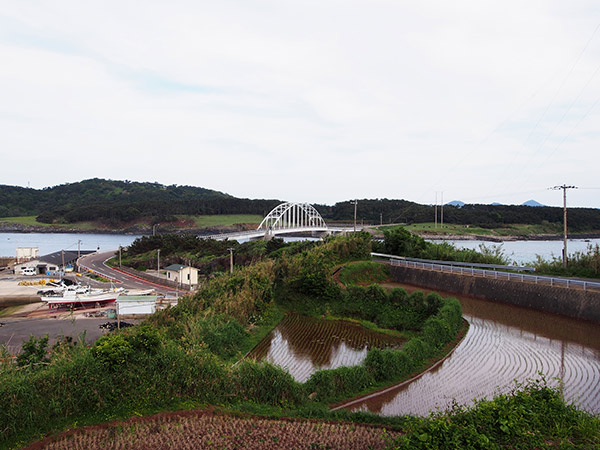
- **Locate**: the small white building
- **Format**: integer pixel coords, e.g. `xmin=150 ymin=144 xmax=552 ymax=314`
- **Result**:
xmin=16 ymin=247 xmax=39 ymax=263
xmin=116 ymin=295 xmax=157 ymax=315
xmin=164 ymin=264 xmax=198 ymax=287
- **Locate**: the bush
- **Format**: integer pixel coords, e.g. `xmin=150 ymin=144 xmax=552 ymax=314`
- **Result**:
xmin=305 ymin=366 xmax=374 ymax=403
xmin=91 ymin=333 xmax=134 ymax=367
xmin=422 ymin=317 xmax=453 ymax=349
xmin=391 ymin=378 xmax=600 ymax=449
xmin=16 ymin=335 xmax=49 ymax=368
xmin=233 ymin=361 xmax=303 ymax=407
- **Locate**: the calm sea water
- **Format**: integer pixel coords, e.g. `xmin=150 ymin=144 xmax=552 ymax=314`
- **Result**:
xmin=0 ymin=232 xmax=142 ymax=257
xmin=427 ymin=238 xmax=600 ymax=265
xmin=0 ymin=233 xmax=318 ymax=257
xmin=2 ymin=232 xmax=598 ymax=264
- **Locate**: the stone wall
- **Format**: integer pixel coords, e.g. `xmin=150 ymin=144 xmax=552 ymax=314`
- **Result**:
xmin=389 ymin=264 xmax=600 ymax=324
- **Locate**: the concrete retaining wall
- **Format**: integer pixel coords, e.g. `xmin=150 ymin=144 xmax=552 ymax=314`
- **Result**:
xmin=389 ymin=265 xmax=600 ymax=324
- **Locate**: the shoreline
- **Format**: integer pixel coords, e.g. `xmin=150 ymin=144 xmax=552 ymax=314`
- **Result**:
xmin=0 ymin=223 xmax=255 ymax=236
xmin=2 ymin=224 xmax=600 ymax=242
xmin=416 ymin=232 xmax=600 ymax=242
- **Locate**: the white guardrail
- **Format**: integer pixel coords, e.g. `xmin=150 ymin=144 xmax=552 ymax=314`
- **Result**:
xmin=377 ymin=255 xmax=600 ymax=292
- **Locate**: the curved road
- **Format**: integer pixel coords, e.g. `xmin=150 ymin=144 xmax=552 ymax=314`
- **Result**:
xmin=79 ymin=251 xmax=175 ymax=296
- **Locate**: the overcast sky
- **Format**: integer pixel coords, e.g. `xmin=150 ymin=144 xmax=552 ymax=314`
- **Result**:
xmin=1 ymin=1 xmax=599 ymax=208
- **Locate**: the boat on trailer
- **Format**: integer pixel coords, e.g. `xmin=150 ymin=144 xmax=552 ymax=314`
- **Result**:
xmin=41 ymin=283 xmax=121 ymax=308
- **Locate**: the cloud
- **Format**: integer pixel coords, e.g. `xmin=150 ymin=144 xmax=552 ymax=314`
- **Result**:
xmin=0 ymin=1 xmax=599 ymax=208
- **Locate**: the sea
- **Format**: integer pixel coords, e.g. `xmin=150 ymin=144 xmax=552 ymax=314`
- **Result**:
xmin=1 ymin=232 xmax=598 ymax=265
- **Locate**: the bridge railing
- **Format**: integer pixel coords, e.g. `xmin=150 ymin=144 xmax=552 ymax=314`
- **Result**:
xmin=380 ymin=256 xmax=600 ymax=292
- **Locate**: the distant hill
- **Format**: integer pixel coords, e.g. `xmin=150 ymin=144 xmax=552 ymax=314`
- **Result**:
xmin=0 ymin=179 xmax=280 ymax=225
xmin=522 ymin=200 xmax=545 ymax=207
xmin=1 ymin=180 xmax=599 ymax=231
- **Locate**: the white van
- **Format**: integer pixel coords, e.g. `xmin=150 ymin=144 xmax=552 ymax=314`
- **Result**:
xmin=21 ymin=267 xmax=36 ymax=276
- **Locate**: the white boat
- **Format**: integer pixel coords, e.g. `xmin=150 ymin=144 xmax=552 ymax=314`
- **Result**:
xmin=41 ymin=284 xmax=121 ymax=307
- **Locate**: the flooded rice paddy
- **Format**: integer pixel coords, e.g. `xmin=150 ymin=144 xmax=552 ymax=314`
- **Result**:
xmin=343 ymin=288 xmax=600 ymax=416
xmin=246 ymin=313 xmax=404 ymax=382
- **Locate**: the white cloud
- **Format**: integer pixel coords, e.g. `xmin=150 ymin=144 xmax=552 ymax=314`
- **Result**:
xmin=0 ymin=1 xmax=599 ymax=207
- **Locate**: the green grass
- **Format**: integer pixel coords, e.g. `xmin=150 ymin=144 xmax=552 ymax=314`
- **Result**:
xmin=0 ymin=216 xmax=53 ymax=227
xmin=0 ymin=214 xmax=263 ymax=230
xmin=338 ymin=261 xmax=390 ymax=286
xmin=382 ymin=222 xmax=570 ymax=237
xmin=181 ymin=215 xmax=263 ymax=228
xmin=0 ymin=216 xmax=97 ymax=230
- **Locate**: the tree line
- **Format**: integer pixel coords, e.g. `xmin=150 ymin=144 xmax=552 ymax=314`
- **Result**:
xmin=1 ymin=179 xmax=599 ymax=231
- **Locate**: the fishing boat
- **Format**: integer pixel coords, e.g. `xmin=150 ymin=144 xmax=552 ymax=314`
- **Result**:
xmin=40 ymin=283 xmax=121 ymax=307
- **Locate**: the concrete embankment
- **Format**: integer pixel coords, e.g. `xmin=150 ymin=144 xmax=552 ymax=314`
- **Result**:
xmin=389 ymin=264 xmax=600 ymax=324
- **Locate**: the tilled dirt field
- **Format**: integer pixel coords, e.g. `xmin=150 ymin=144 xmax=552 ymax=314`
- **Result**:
xmin=24 ymin=409 xmax=401 ymax=449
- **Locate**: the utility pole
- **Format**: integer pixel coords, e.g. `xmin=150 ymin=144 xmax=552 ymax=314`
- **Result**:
xmin=441 ymin=191 xmax=444 ymax=228
xmin=76 ymin=239 xmax=81 ymax=272
xmin=549 ymin=185 xmax=578 ymax=267
xmin=118 ymin=246 xmax=122 ymax=267
xmin=228 ymin=248 xmax=234 ymax=273
xmin=352 ymin=200 xmax=358 ymax=232
xmin=380 ymin=212 xmax=383 ymax=226
xmin=435 ymin=192 xmax=438 ymax=228
xmin=157 ymin=249 xmax=160 ymax=277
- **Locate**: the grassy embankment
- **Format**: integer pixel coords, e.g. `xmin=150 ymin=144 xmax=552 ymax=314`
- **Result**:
xmin=396 ymin=222 xmax=566 ymax=237
xmin=2 ymin=234 xmax=598 ymax=448
xmin=0 ymin=216 xmax=97 ymax=230
xmin=0 ymin=214 xmax=262 ymax=231
xmin=181 ymin=214 xmax=262 ymax=228
xmin=0 ymin=234 xmax=466 ymax=448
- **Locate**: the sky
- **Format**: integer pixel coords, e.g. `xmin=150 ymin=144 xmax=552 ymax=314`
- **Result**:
xmin=1 ymin=1 xmax=599 ymax=208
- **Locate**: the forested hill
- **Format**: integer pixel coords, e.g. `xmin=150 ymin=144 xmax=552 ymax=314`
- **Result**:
xmin=1 ymin=179 xmax=599 ymax=231
xmin=315 ymin=199 xmax=600 ymax=232
xmin=0 ymin=179 xmax=280 ymax=225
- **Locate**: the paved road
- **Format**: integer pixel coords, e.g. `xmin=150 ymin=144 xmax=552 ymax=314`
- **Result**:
xmin=0 ymin=317 xmax=126 ymax=354
xmin=79 ymin=251 xmax=175 ymax=296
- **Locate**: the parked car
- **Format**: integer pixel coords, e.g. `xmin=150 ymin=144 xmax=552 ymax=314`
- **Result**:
xmin=21 ymin=267 xmax=37 ymax=276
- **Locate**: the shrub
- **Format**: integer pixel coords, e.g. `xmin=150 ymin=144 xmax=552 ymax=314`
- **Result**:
xmin=305 ymin=366 xmax=374 ymax=403
xmin=16 ymin=335 xmax=49 ymax=368
xmin=91 ymin=333 xmax=134 ymax=367
xmin=422 ymin=317 xmax=452 ymax=349
xmin=233 ymin=361 xmax=303 ymax=407
xmin=391 ymin=378 xmax=600 ymax=449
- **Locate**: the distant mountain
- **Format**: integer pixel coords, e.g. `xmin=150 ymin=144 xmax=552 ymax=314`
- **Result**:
xmin=522 ymin=199 xmax=545 ymax=207
xmin=491 ymin=202 xmax=503 ymax=206
xmin=446 ymin=200 xmax=465 ymax=208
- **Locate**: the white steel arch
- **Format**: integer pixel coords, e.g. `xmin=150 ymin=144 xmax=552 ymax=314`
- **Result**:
xmin=258 ymin=202 xmax=327 ymax=231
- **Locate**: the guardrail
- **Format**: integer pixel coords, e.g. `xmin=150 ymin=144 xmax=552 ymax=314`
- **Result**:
xmin=371 ymin=253 xmax=535 ymax=272
xmin=386 ymin=257 xmax=600 ymax=292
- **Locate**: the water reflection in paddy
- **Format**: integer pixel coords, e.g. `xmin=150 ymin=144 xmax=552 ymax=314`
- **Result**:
xmin=246 ymin=313 xmax=404 ymax=382
xmin=344 ymin=286 xmax=600 ymax=416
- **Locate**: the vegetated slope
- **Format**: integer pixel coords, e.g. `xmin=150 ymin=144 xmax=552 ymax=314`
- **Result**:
xmin=316 ymin=199 xmax=600 ymax=232
xmin=2 ymin=179 xmax=599 ymax=231
xmin=0 ymin=179 xmax=281 ymax=225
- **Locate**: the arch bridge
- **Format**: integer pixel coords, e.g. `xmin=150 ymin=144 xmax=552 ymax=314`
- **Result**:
xmin=211 ymin=202 xmax=356 ymax=241
xmin=258 ymin=202 xmax=327 ymax=235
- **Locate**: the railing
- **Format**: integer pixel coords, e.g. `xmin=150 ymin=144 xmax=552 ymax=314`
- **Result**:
xmin=386 ymin=258 xmax=600 ymax=292
xmin=198 ymin=226 xmax=357 ymax=241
